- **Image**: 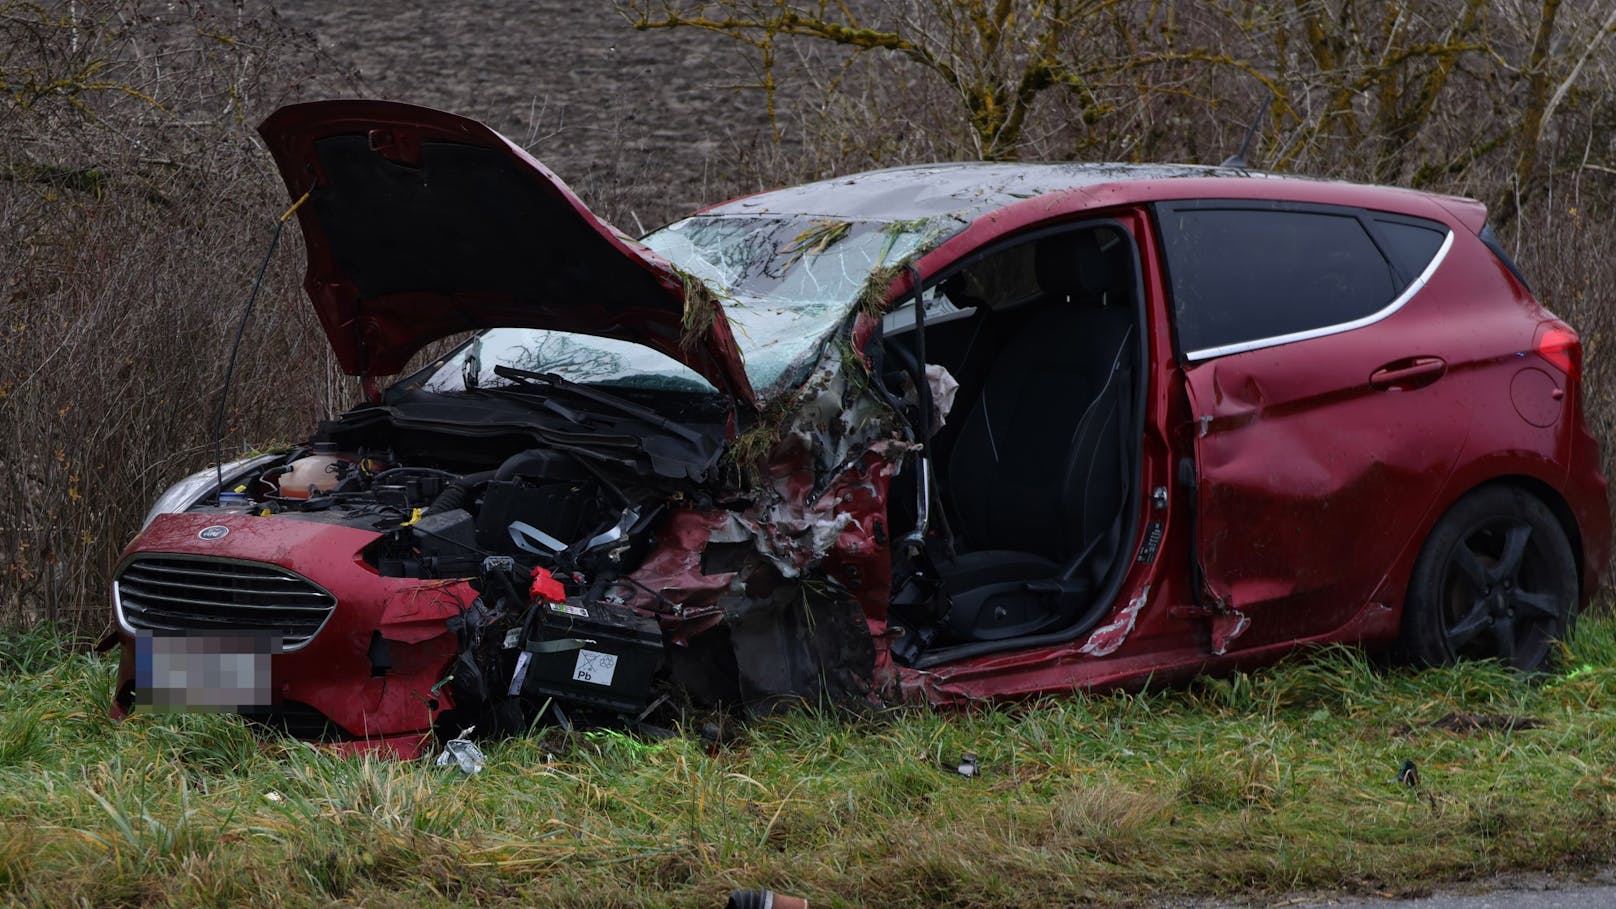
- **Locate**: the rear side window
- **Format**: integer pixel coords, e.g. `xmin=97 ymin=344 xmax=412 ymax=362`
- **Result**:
xmin=1374 ymin=218 xmax=1447 ymax=284
xmin=1158 ymin=203 xmax=1449 ymax=358
xmin=1479 ymin=223 xmax=1532 ymax=292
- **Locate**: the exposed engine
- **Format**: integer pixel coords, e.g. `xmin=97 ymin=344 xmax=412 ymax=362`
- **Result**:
xmin=218 ymin=443 xmax=647 ymax=584
xmin=206 ymin=369 xmax=733 ymax=587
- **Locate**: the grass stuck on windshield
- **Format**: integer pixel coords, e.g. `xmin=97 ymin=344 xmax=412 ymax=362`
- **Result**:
xmin=2 ymin=619 xmax=1615 ymax=907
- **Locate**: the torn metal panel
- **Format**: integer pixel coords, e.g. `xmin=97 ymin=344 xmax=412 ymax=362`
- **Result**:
xmin=1077 ymin=585 xmax=1151 ymax=657
xmin=607 ymin=337 xmax=906 ymax=703
xmin=621 ymin=508 xmax=736 ymax=617
xmin=1210 ymin=610 xmax=1252 ymax=655
xmin=376 ymin=580 xmax=476 ymax=644
xmin=728 ymin=359 xmax=911 ymax=581
xmin=724 ymin=366 xmax=905 ymax=701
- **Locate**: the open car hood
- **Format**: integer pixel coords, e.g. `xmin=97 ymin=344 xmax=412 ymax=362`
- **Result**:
xmin=258 ymin=100 xmax=756 ymax=407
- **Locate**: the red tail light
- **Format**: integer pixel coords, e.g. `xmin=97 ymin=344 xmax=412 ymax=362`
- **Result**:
xmin=1534 ymin=320 xmax=1581 ymax=378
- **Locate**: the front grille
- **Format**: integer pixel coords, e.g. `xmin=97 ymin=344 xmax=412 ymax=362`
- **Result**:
xmin=115 ymin=556 xmax=336 ymax=650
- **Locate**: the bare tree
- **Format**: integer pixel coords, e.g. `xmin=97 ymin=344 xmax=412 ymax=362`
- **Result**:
xmin=623 ymin=1 xmax=1616 ymax=220
xmin=622 ymin=0 xmax=1150 ymax=160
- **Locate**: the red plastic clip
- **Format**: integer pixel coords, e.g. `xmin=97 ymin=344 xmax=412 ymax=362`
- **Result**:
xmin=529 ymin=566 xmax=566 ymax=603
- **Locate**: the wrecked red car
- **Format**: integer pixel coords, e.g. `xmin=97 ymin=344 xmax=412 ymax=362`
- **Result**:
xmin=109 ymin=100 xmax=1609 ymax=756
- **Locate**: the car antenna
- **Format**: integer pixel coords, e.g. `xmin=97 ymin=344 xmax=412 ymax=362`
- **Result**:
xmin=1220 ymin=92 xmax=1273 ymax=170
xmin=210 ymin=190 xmax=310 ymax=504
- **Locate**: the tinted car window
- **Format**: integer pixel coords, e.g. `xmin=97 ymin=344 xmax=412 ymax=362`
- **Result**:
xmin=1374 ymin=218 xmax=1449 ymax=284
xmin=1160 ymin=207 xmax=1398 ymax=356
xmin=1480 ymin=222 xmax=1532 ymax=292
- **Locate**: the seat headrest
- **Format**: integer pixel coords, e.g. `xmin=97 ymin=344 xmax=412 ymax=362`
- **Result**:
xmin=939 ymin=273 xmax=983 ymax=308
xmin=1034 ymin=231 xmax=1132 ymax=304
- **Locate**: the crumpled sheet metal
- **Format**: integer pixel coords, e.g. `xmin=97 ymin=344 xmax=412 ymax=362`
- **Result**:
xmin=731 ymin=362 xmax=909 ymax=579
xmin=377 ymin=580 xmax=476 ymax=644
xmin=620 ymin=355 xmax=906 ymax=621
xmin=1211 ymin=610 xmax=1252 ymax=655
xmin=435 ymin=728 xmax=487 ymax=774
xmin=621 ymin=509 xmax=737 ymax=616
xmin=1077 ymin=585 xmax=1151 ymax=658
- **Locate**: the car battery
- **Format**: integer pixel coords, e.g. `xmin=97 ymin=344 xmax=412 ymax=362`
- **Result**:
xmin=518 ymin=598 xmax=664 ymax=715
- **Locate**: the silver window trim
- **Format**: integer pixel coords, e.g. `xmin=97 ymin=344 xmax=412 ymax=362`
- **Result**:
xmin=1183 ymin=228 xmax=1454 ymax=362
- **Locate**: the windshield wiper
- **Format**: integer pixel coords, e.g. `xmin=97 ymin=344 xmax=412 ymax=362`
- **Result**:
xmin=461 ymin=335 xmax=482 ymax=389
xmin=488 ymin=365 xmax=703 ymax=443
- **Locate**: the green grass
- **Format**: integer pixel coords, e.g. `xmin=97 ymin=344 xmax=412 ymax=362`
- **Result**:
xmin=3 ymin=620 xmax=1616 ymax=908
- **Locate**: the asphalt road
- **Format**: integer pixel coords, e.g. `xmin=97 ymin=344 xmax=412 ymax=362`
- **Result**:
xmin=1332 ymin=888 xmax=1616 ymax=907
xmin=1292 ymin=880 xmax=1616 ymax=908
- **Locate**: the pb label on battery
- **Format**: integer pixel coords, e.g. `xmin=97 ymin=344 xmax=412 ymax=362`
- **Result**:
xmin=572 ymin=649 xmax=618 ymax=686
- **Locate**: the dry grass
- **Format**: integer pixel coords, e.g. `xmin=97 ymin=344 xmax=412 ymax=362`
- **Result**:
xmin=2 ymin=619 xmax=1616 ymax=906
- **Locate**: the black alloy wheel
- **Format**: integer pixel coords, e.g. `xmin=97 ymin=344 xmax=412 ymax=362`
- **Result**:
xmin=1400 ymin=486 xmax=1577 ymax=672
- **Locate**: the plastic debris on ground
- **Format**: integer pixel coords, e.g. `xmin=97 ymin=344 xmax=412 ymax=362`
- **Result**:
xmin=1396 ymin=759 xmax=1420 ymax=787
xmin=955 ymin=752 xmax=981 ymax=778
xmin=435 ymin=726 xmax=487 ymax=775
xmin=727 ymin=889 xmax=809 ymax=909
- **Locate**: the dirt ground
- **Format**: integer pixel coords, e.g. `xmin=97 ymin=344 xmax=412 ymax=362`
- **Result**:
xmin=273 ymin=0 xmax=810 ymax=229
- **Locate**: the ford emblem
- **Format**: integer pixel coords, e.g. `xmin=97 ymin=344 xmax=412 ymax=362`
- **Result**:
xmin=198 ymin=525 xmax=230 ymax=541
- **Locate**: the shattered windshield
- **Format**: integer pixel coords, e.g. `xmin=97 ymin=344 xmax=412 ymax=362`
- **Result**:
xmin=419 ymin=213 xmax=946 ymax=398
xmin=644 ymin=214 xmax=938 ymax=392
xmin=420 ymin=329 xmax=717 ymax=395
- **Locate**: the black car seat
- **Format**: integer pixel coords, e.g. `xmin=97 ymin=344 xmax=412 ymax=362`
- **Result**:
xmin=934 ymin=229 xmax=1137 ymax=641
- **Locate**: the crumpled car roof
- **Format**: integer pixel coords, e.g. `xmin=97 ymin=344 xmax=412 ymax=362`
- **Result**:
xmin=702 ymin=161 xmax=1253 ymax=224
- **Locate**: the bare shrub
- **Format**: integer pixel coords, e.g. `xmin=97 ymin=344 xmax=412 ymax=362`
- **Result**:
xmin=0 ymin=1 xmax=351 ymax=630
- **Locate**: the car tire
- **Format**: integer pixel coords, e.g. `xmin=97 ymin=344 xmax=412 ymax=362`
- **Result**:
xmin=1399 ymin=486 xmax=1577 ymax=672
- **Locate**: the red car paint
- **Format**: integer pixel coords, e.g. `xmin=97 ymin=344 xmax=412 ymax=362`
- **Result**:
xmin=111 ymin=102 xmax=1610 ymax=753
xmin=112 ymin=513 xmax=468 ymax=757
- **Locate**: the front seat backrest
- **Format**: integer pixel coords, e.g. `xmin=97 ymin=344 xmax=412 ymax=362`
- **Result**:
xmin=946 ymin=230 xmax=1135 ymax=561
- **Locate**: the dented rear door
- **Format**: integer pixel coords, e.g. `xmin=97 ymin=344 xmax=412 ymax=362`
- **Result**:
xmin=1162 ymin=201 xmax=1468 ymax=652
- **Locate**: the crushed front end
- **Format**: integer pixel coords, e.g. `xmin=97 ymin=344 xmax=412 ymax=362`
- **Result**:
xmin=111 ymin=99 xmax=949 ymax=752
xmin=111 ymin=513 xmax=470 ymax=757
xmin=109 ymin=370 xmax=740 ymax=751
xmin=110 ymin=342 xmax=907 ymax=752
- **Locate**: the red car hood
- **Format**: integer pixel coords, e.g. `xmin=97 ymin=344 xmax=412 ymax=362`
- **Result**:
xmin=257 ymin=100 xmax=755 ymax=407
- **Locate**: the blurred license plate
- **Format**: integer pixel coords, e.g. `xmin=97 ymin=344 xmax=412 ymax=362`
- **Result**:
xmin=134 ymin=632 xmax=279 ymax=712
